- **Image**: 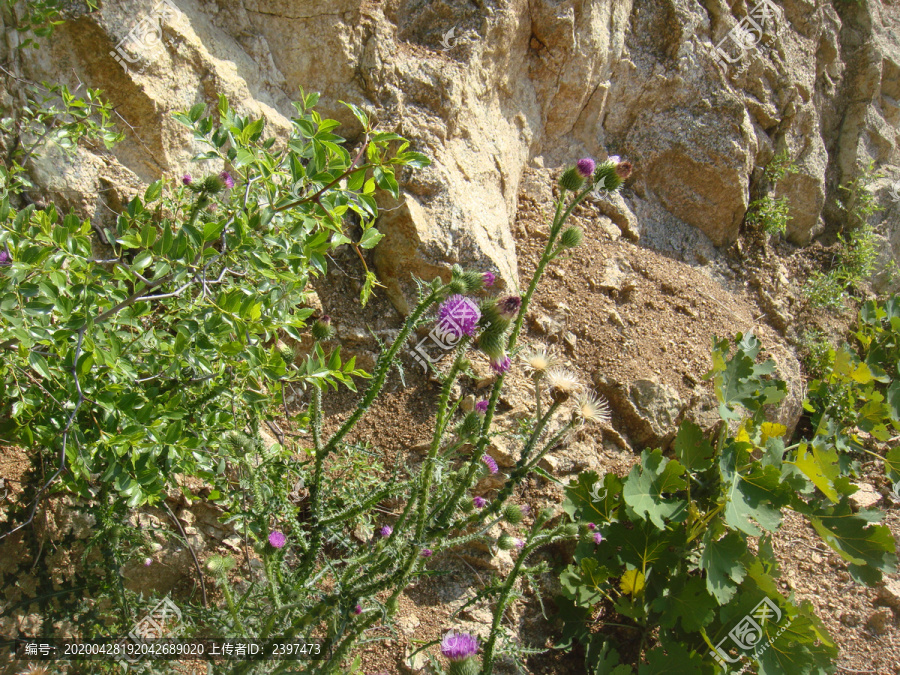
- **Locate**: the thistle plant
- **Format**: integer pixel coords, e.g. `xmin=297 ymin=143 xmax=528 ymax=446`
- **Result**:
xmin=0 ymin=18 xmax=631 ymax=664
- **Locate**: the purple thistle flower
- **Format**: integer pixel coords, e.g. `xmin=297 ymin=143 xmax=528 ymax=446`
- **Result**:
xmin=475 ymin=400 xmax=489 ymax=414
xmin=576 ymin=158 xmax=596 ymax=178
xmin=143 ymin=557 xmax=153 ymax=567
xmin=421 ymin=548 xmax=433 ymax=558
xmin=482 ymin=271 xmax=496 ymax=287
xmin=380 ymin=525 xmax=393 ymax=538
xmin=490 ymin=356 xmax=511 ymax=374
xmin=0 ymin=249 xmax=10 ymax=266
xmin=593 ymin=532 xmax=603 ymax=545
xmin=473 ymin=496 xmax=487 ymax=509
xmin=182 ymin=174 xmax=192 ymax=185
xmin=438 ymin=294 xmax=481 ymax=338
xmin=268 ymin=530 xmax=286 ymax=548
xmin=440 ymin=631 xmax=479 ymax=661
xmin=513 ymin=537 xmax=525 ymax=549
xmin=354 ymin=604 xmax=363 ymax=615
xmin=497 ymin=295 xmax=522 ymax=321
xmin=219 ymin=170 xmax=235 ymax=189
xmin=588 ymin=523 xmax=596 ymax=530
xmin=481 ymin=454 xmax=498 ymax=474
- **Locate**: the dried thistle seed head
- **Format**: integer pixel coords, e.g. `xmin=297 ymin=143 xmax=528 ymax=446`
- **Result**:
xmin=502 ymin=503 xmax=525 ymax=525
xmin=559 ymin=166 xmax=585 ymax=192
xmin=546 ymin=367 xmax=582 ymax=402
xmin=521 ymin=343 xmax=555 ymax=375
xmin=575 ymin=391 xmax=611 ymax=425
xmin=17 ymin=664 xmax=52 ymax=675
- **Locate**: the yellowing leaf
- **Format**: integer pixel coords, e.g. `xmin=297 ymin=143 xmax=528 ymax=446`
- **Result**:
xmin=761 ymin=422 xmax=787 ymax=445
xmin=620 ymin=569 xmax=645 ymax=596
xmin=792 ymin=443 xmax=839 ymax=502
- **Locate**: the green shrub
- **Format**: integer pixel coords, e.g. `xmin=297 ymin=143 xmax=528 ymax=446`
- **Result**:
xmin=745 ymin=195 xmax=791 ymax=235
xmin=557 ymin=330 xmax=898 ymax=673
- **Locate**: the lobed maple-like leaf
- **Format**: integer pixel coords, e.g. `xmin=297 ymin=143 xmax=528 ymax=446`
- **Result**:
xmin=623 ymin=449 xmax=688 ymax=529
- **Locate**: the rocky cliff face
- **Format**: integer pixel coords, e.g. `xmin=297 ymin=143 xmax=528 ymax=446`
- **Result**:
xmin=4 ymin=0 xmax=900 ymax=308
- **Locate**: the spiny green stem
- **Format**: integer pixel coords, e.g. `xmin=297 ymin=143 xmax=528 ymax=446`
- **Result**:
xmin=416 ymin=348 xmax=467 ymax=541
xmin=320 ymin=287 xmax=444 ymax=459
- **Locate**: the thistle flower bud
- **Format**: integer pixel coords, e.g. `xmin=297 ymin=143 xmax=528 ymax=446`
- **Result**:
xmin=497 ymin=533 xmax=517 ymax=550
xmin=459 ymin=270 xmax=485 ymax=293
xmin=482 ymin=271 xmax=496 ymax=287
xmin=490 ymin=355 xmax=511 ymax=374
xmin=559 ymin=226 xmax=583 ymax=249
xmin=593 ymin=156 xmax=632 ymax=192
xmin=536 ymin=507 xmax=555 ymax=526
xmin=496 ymin=295 xmax=521 ymax=321
xmin=477 ymin=325 xmax=506 ymax=362
xmin=441 ymin=632 xmax=480 ymax=675
xmin=277 ymin=342 xmax=295 ymax=365
xmin=182 ymin=174 xmax=192 ymax=185
xmin=449 ymin=659 xmax=481 ymax=675
xmin=206 ymin=555 xmax=236 ymax=575
xmin=225 ymin=430 xmax=256 ymax=455
xmin=576 ymin=158 xmax=596 ymax=178
xmin=219 ymin=170 xmax=235 ymax=189
xmin=458 ymin=412 xmax=482 ymax=439
xmin=448 ymin=278 xmax=468 ymax=294
xmin=202 ymin=174 xmax=226 ymax=194
xmin=561 ymin=523 xmax=579 ymax=537
xmin=502 ymin=503 xmax=525 ymax=525
xmin=311 ymin=315 xmax=334 ymax=341
xmin=593 ymin=532 xmax=604 ymax=544
xmin=559 ymin=167 xmax=585 ymax=192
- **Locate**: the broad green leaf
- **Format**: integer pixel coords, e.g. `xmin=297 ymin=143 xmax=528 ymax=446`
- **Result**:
xmin=144 ymin=180 xmax=162 ymax=203
xmin=809 ymin=501 xmax=897 ymax=585
xmin=673 ymin=420 xmax=714 ymax=472
xmin=563 ymin=472 xmax=622 ymax=525
xmin=699 ymin=528 xmax=747 ymax=604
xmin=358 ymin=227 xmax=384 ymax=249
xmin=623 ymin=449 xmax=687 ymax=529
xmin=652 ymin=575 xmax=717 ymax=632
xmin=721 ymin=449 xmax=790 ymax=536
